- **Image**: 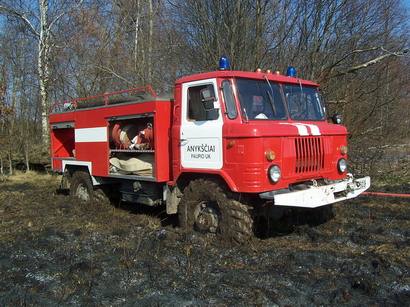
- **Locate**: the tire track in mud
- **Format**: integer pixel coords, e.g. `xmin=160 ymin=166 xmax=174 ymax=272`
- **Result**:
xmin=0 ymin=175 xmax=409 ymax=305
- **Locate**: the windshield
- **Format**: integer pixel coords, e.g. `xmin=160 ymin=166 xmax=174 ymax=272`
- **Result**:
xmin=283 ymin=84 xmax=325 ymax=121
xmin=236 ymin=78 xmax=287 ymax=120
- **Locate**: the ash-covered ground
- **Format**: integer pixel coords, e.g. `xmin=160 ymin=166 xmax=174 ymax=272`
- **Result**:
xmin=0 ymin=173 xmax=409 ymax=306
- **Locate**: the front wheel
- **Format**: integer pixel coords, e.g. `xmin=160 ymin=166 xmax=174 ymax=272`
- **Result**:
xmin=178 ymin=179 xmax=254 ymax=244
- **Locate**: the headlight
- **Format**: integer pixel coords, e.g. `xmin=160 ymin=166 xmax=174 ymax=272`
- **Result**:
xmin=338 ymin=158 xmax=347 ymax=173
xmin=268 ymin=165 xmax=281 ymax=182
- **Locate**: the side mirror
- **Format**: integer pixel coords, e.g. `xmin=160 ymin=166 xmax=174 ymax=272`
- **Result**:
xmin=200 ymin=87 xmax=219 ymax=120
xmin=331 ymin=113 xmax=343 ymax=124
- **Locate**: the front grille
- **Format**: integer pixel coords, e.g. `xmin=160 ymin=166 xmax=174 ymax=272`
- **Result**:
xmin=294 ymin=137 xmax=324 ymax=173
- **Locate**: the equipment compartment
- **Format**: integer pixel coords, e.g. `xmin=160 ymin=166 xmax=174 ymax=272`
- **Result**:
xmin=108 ymin=114 xmax=155 ymax=178
xmin=51 ymin=123 xmax=75 ymax=158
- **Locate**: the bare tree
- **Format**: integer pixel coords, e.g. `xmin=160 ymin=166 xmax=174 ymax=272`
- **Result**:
xmin=167 ymin=0 xmax=273 ymax=71
xmin=0 ymin=0 xmax=82 ymax=144
xmin=0 ymin=0 xmax=408 ymax=180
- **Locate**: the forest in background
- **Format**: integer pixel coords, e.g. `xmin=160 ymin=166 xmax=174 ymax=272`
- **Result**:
xmin=0 ymin=0 xmax=408 ymax=184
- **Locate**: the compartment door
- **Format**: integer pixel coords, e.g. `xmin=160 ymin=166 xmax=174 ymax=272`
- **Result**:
xmin=180 ymin=79 xmax=223 ymax=170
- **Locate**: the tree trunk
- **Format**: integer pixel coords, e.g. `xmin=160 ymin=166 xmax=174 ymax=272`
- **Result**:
xmin=25 ymin=143 xmax=30 ymax=172
xmin=134 ymin=0 xmax=140 ymax=73
xmin=147 ymin=0 xmax=153 ymax=83
xmin=39 ymin=0 xmax=50 ymax=145
xmin=8 ymin=151 xmax=12 ymax=175
xmin=254 ymin=0 xmax=263 ymax=69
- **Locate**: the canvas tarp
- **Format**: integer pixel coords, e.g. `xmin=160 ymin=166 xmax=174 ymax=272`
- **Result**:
xmin=109 ymin=154 xmax=153 ymax=176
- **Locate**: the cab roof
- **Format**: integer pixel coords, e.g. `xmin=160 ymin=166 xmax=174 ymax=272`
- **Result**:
xmin=175 ymin=70 xmax=319 ymax=87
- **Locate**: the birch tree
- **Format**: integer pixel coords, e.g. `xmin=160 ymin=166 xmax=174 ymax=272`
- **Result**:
xmin=0 ymin=0 xmax=82 ymax=144
xmin=38 ymin=0 xmax=51 ymax=144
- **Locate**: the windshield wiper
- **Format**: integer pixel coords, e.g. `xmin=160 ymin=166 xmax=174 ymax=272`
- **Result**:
xmin=242 ymin=107 xmax=249 ymax=122
xmin=264 ymin=75 xmax=277 ymax=116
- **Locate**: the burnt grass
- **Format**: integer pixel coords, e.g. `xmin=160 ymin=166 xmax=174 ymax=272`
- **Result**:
xmin=0 ymin=174 xmax=409 ymax=306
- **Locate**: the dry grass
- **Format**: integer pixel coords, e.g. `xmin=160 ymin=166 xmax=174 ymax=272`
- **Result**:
xmin=0 ymin=171 xmax=160 ymax=243
xmin=1 ymin=170 xmax=57 ymax=184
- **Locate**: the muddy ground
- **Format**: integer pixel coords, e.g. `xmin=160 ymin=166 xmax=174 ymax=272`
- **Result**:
xmin=0 ymin=173 xmax=409 ymax=306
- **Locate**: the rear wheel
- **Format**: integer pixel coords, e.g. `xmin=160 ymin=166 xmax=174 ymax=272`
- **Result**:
xmin=69 ymin=171 xmax=111 ymax=204
xmin=178 ymin=179 xmax=253 ymax=244
xmin=70 ymin=171 xmax=93 ymax=202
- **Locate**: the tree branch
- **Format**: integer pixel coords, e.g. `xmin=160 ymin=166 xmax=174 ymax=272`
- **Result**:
xmin=329 ymin=48 xmax=408 ymax=78
xmin=330 ymin=47 xmax=380 ymax=70
xmin=0 ymin=5 xmax=39 ymax=38
xmin=47 ymin=0 xmax=84 ymax=33
xmin=95 ymin=65 xmax=133 ymax=85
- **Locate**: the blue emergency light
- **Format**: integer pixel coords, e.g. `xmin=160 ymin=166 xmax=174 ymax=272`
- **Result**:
xmin=286 ymin=66 xmax=297 ymax=77
xmin=219 ymin=56 xmax=230 ymax=70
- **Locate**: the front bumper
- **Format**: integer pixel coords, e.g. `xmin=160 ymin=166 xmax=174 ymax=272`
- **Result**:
xmin=259 ymin=176 xmax=371 ymax=208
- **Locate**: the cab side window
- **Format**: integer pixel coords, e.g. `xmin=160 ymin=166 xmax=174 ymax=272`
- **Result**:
xmin=188 ymin=84 xmax=217 ymax=121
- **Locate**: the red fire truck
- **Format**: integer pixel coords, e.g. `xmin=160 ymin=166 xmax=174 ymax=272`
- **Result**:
xmin=49 ymin=59 xmax=370 ymax=243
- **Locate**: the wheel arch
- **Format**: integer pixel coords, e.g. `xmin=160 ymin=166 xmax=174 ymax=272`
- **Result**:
xmin=62 ymin=161 xmax=100 ymax=186
xmin=65 ymin=165 xmax=90 ymax=176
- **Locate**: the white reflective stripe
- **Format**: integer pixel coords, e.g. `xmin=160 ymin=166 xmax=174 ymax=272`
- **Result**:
xmin=75 ymin=127 xmax=107 ymax=142
xmin=303 ymin=124 xmax=321 ymax=136
xmin=280 ymin=123 xmax=321 ymax=136
xmin=294 ymin=124 xmax=309 ymax=136
xmin=280 ymin=123 xmax=309 ymax=136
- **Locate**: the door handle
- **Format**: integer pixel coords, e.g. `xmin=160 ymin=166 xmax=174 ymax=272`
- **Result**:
xmin=180 ymin=138 xmax=188 ymax=145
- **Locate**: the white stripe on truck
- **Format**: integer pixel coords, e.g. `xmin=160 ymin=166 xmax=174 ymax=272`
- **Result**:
xmin=75 ymin=127 xmax=107 ymax=143
xmin=303 ymin=124 xmax=321 ymax=136
xmin=279 ymin=123 xmax=309 ymax=136
xmin=279 ymin=123 xmax=321 ymax=136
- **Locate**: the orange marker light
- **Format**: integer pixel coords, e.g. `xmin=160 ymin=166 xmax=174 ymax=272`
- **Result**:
xmin=265 ymin=150 xmax=276 ymax=161
xmin=340 ymin=146 xmax=348 ymax=155
xmin=227 ymin=140 xmax=236 ymax=149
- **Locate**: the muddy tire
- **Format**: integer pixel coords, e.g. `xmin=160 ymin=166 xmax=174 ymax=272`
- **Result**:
xmin=178 ymin=179 xmax=253 ymax=244
xmin=93 ymin=187 xmax=112 ymax=205
xmin=70 ymin=171 xmax=93 ymax=202
xmin=69 ymin=171 xmax=111 ymax=205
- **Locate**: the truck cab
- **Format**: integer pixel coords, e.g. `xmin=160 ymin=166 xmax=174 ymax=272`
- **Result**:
xmin=49 ymin=61 xmax=370 ymax=244
xmin=172 ymin=69 xmax=369 ymax=204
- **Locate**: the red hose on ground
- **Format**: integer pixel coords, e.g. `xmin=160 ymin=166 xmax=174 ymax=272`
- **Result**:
xmin=362 ymin=192 xmax=410 ymax=198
